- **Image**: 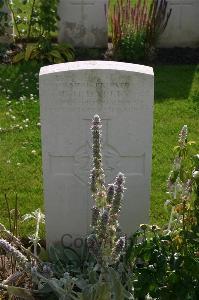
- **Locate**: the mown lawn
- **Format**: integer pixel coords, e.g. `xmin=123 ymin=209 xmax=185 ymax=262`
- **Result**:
xmin=0 ymin=63 xmax=198 ymax=236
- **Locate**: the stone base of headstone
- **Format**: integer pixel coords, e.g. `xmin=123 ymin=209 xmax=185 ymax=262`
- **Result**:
xmin=158 ymin=0 xmax=199 ymax=48
xmin=58 ymin=0 xmax=108 ymax=48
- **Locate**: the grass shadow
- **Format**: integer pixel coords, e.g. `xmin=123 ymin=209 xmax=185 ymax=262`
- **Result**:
xmin=154 ymin=65 xmax=198 ymax=102
xmin=0 ymin=62 xmax=41 ymax=100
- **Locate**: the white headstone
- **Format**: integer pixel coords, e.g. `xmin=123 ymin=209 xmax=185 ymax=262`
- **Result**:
xmin=159 ymin=0 xmax=199 ymax=48
xmin=39 ymin=61 xmax=154 ymax=246
xmin=58 ymin=0 xmax=108 ymax=48
xmin=0 ymin=4 xmax=13 ymax=44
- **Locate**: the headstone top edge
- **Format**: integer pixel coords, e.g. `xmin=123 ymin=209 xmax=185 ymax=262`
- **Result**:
xmin=167 ymin=0 xmax=196 ymax=3
xmin=39 ymin=61 xmax=154 ymax=77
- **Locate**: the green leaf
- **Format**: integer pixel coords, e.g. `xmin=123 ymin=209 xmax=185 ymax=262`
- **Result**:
xmin=188 ymin=141 xmax=196 ymax=145
xmin=88 ymin=270 xmax=98 ymax=284
xmin=94 ymin=282 xmax=110 ymax=300
xmin=109 ymin=267 xmax=134 ymax=300
xmin=75 ymin=278 xmax=88 ymax=290
xmin=7 ymin=286 xmax=35 ymax=300
xmin=53 ymin=57 xmax=65 ymax=64
xmin=63 ymin=247 xmax=81 ymax=264
xmin=48 ymin=246 xmax=65 ymax=274
xmin=45 ymin=278 xmax=65 ymax=298
xmin=174 ymin=145 xmax=180 ymax=151
xmin=12 ymin=51 xmax=25 ymax=63
xmin=25 ymin=45 xmax=37 ymax=61
xmin=22 ymin=213 xmax=33 ymax=221
xmin=39 ymin=246 xmax=49 ymax=261
xmin=49 ymin=50 xmax=64 ymax=60
xmin=108 ymin=267 xmax=124 ymax=300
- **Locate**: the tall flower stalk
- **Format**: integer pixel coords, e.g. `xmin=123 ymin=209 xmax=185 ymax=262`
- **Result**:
xmin=165 ymin=125 xmax=198 ymax=253
xmin=88 ymin=115 xmax=126 ymax=267
xmin=0 ymin=223 xmax=41 ymax=264
xmin=0 ymin=239 xmax=29 ymax=270
xmin=90 ymin=115 xmax=106 ymax=208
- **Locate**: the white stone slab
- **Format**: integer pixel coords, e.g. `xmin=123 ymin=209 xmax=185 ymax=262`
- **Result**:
xmin=159 ymin=0 xmax=199 ymax=48
xmin=39 ymin=61 xmax=154 ymax=246
xmin=58 ymin=0 xmax=108 ymax=48
xmin=0 ymin=4 xmax=13 ymax=44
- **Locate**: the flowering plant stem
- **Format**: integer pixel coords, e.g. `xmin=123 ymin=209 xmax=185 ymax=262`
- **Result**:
xmin=33 ymin=209 xmax=41 ymax=257
xmin=4 ymin=0 xmax=21 ymax=40
xmin=27 ymin=0 xmax=37 ymax=41
xmin=0 ymin=223 xmax=41 ymax=263
xmin=88 ymin=115 xmax=126 ymax=267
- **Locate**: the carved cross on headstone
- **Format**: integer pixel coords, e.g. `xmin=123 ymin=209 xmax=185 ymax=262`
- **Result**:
xmin=49 ymin=119 xmax=145 ymax=185
xmin=70 ymin=0 xmax=95 ymax=27
xmin=58 ymin=0 xmax=108 ymax=47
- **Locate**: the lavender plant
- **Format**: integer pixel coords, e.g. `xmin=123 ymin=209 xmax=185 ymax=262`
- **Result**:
xmin=88 ymin=115 xmax=126 ymax=267
xmin=126 ymin=125 xmax=199 ymax=300
xmin=165 ymin=125 xmax=199 ymax=250
xmin=0 ymin=238 xmax=29 ymax=269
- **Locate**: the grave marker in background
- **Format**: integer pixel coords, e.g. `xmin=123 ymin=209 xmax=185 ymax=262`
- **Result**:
xmin=39 ymin=61 xmax=154 ymax=245
xmin=58 ymin=0 xmax=108 ymax=48
xmin=159 ymin=0 xmax=199 ymax=48
xmin=0 ymin=4 xmax=13 ymax=44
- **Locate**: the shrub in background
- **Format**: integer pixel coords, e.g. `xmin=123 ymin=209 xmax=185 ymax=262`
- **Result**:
xmin=12 ymin=40 xmax=74 ymax=64
xmin=3 ymin=0 xmax=74 ymax=63
xmin=4 ymin=0 xmax=59 ymax=42
xmin=110 ymin=0 xmax=171 ymax=62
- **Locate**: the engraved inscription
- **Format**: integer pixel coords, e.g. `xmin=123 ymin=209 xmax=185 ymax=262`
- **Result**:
xmin=70 ymin=0 xmax=94 ymax=5
xmin=54 ymin=78 xmax=134 ymax=112
xmin=171 ymin=1 xmax=193 ymax=5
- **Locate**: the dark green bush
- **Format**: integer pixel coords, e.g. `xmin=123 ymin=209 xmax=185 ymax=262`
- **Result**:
xmin=114 ymin=30 xmax=146 ymax=63
xmin=110 ymin=0 xmax=171 ymax=63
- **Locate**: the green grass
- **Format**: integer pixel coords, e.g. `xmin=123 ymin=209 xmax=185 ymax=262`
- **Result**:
xmin=0 ymin=63 xmax=198 ymax=235
xmin=0 ymin=62 xmax=42 ymax=235
xmin=151 ymin=65 xmax=199 ymax=225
